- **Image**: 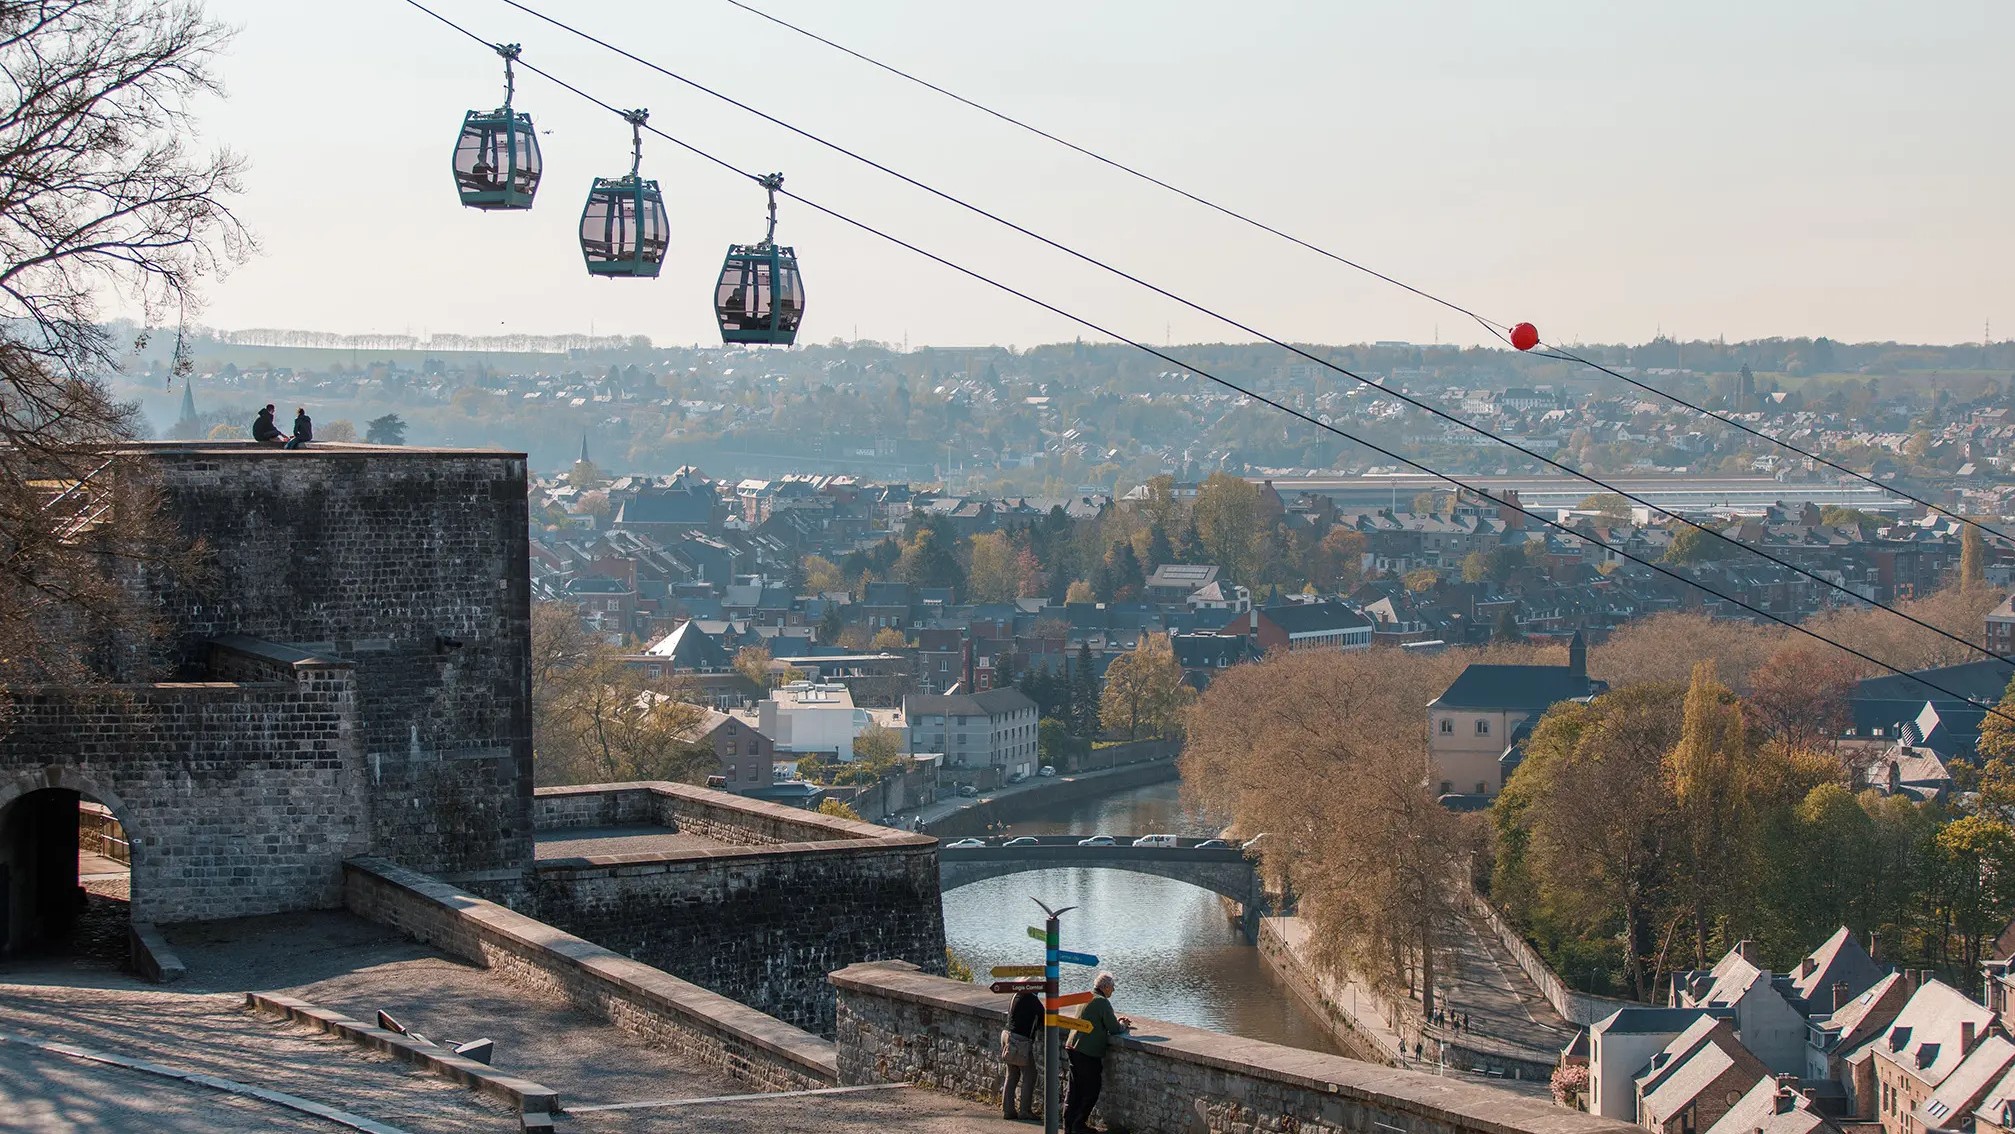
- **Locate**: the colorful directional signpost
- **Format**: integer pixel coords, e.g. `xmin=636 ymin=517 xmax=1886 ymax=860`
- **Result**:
xmin=986 ymin=898 xmax=1101 ymax=1134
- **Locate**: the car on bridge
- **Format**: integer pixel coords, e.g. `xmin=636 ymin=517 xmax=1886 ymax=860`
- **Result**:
xmin=1003 ymin=836 xmax=1040 ymax=846
xmin=1076 ymin=835 xmax=1116 ymax=846
xmin=1131 ymin=834 xmax=1178 ymax=848
xmin=1195 ymin=838 xmax=1231 ymax=849
xmin=945 ymin=837 xmax=987 ymax=848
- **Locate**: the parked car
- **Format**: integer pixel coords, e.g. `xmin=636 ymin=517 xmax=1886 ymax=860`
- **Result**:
xmin=1037 ymin=766 xmax=1057 ymax=777
xmin=1194 ymin=838 xmax=1231 ymax=850
xmin=946 ymin=837 xmax=986 ymax=848
xmin=1131 ymin=834 xmax=1179 ymax=848
xmin=1077 ymin=835 xmax=1116 ymax=847
xmin=1004 ymin=836 xmax=1040 ymax=847
xmin=957 ymin=785 xmax=979 ymax=798
xmin=1008 ymin=770 xmax=1029 ymax=784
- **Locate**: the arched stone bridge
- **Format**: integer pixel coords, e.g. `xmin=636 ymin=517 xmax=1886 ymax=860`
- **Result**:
xmin=938 ymin=836 xmax=1271 ymax=939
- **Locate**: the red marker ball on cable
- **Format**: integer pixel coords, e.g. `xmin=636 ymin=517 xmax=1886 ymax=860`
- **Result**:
xmin=1510 ymin=322 xmax=1540 ymax=351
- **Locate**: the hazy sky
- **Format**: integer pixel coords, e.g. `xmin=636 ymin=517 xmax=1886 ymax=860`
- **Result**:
xmin=190 ymin=0 xmax=2011 ymax=349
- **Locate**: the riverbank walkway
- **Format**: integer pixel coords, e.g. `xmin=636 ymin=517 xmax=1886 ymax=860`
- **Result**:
xmin=1434 ymin=907 xmax=1575 ymax=1059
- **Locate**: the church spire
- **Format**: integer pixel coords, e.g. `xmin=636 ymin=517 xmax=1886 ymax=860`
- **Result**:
xmin=579 ymin=431 xmax=590 ymax=465
xmin=177 ymin=376 xmax=197 ymax=424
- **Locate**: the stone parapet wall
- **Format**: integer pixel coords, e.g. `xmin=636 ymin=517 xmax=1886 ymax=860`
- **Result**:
xmin=531 ymin=821 xmax=943 ymax=1036
xmin=0 ymin=665 xmax=366 ymax=924
xmin=533 ymin=780 xmax=906 ymax=846
xmin=343 ymin=856 xmax=838 ymax=1092
xmin=831 ymin=960 xmax=1633 ymax=1134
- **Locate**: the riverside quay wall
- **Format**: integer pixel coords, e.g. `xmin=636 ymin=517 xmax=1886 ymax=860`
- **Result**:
xmin=525 ymin=783 xmax=947 ymax=1037
xmin=831 ymin=960 xmax=1629 ymax=1134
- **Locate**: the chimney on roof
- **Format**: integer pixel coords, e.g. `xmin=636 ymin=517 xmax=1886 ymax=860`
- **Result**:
xmin=1803 ymin=956 xmax=1818 ymax=978
xmin=1569 ymin=630 xmax=1587 ymax=678
xmin=1500 ymin=490 xmax=1526 ymax=532
xmin=1964 ymin=1020 xmax=1979 ymax=1052
xmin=1869 ymin=931 xmax=1880 ymax=961
xmin=1905 ymin=969 xmax=1922 ymax=994
xmin=1737 ymin=939 xmax=1759 ymax=964
xmin=1833 ymin=980 xmax=1852 ymax=1012
xmin=1773 ymin=1077 xmax=1800 ymax=1115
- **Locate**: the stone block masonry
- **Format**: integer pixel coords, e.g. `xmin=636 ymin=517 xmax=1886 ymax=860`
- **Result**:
xmin=534 ymin=780 xmax=912 ymax=845
xmin=0 ymin=645 xmax=367 ymax=924
xmin=831 ymin=960 xmax=1634 ymax=1134
xmin=135 ymin=444 xmax=535 ymax=879
xmin=527 ymin=783 xmax=947 ymax=1038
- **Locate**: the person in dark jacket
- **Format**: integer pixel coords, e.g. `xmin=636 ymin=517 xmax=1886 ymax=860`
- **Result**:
xmin=252 ymin=404 xmax=284 ymax=444
xmin=1001 ymin=988 xmax=1043 ymax=1120
xmin=1063 ymin=972 xmax=1131 ymax=1134
xmin=284 ymin=407 xmax=313 ymax=449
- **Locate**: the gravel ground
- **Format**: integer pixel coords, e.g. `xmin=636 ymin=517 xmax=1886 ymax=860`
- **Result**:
xmin=4 ymin=910 xmax=1025 ymax=1133
xmin=0 ymin=970 xmax=516 ymax=1133
xmin=168 ymin=911 xmax=744 ymax=1107
xmin=0 ymin=1043 xmax=345 ymax=1134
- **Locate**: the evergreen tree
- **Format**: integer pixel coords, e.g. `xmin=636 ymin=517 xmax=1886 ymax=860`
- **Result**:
xmin=1071 ymin=643 xmax=1101 ymax=736
xmin=1174 ymin=520 xmax=1206 ymax=564
xmin=1961 ymin=524 xmax=1987 ymax=592
xmin=1109 ymin=541 xmax=1145 ymax=600
xmin=817 ymin=603 xmax=842 ymax=645
xmin=1146 ymin=524 xmax=1175 ymax=572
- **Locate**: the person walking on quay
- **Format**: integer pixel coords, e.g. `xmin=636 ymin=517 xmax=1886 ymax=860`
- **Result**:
xmin=1001 ymin=988 xmax=1043 ymax=1120
xmin=1063 ymin=971 xmax=1131 ymax=1134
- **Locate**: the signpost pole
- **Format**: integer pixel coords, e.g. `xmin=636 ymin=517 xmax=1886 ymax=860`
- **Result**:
xmin=1043 ymin=908 xmax=1060 ymax=1134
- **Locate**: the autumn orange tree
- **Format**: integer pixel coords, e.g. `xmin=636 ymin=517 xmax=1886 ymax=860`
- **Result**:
xmin=1098 ymin=636 xmax=1190 ymax=740
xmin=1183 ymin=647 xmax=1477 ymax=1014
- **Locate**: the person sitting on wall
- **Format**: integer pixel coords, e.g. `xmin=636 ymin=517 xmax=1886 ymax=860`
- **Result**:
xmin=252 ymin=404 xmax=286 ymax=445
xmin=285 ymin=407 xmax=313 ymax=450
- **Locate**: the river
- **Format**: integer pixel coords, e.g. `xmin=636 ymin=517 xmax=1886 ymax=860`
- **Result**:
xmin=939 ymin=779 xmax=1343 ymax=1055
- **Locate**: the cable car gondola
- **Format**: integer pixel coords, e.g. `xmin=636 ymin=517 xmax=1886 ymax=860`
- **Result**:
xmin=579 ymin=110 xmax=669 ymax=278
xmin=453 ymin=43 xmax=541 ymax=211
xmin=715 ymin=173 xmax=804 ymax=346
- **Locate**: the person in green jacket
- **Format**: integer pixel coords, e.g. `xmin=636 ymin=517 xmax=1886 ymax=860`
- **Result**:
xmin=1063 ymin=971 xmax=1132 ymax=1134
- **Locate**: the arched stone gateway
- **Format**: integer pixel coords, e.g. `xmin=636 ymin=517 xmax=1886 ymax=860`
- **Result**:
xmin=0 ymin=772 xmax=138 ymax=956
xmin=938 ymin=842 xmax=1270 ymax=938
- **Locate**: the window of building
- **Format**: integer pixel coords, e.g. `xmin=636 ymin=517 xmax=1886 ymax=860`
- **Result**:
xmin=1439 ymin=719 xmax=1453 ymax=735
xmin=1475 ymin=719 xmax=1490 ymax=736
xmin=1439 ymin=780 xmax=1452 ymax=794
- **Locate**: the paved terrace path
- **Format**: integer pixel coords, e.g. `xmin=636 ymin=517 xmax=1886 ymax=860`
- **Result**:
xmin=533 ymin=825 xmax=731 ymax=859
xmin=1431 ymin=908 xmax=1574 ymax=1062
xmin=2 ymin=912 xmax=1033 ymax=1133
xmin=0 ymin=966 xmax=511 ymax=1133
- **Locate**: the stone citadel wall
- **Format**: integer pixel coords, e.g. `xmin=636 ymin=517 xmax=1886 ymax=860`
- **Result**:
xmin=527 ymin=783 xmax=948 ymax=1037
xmin=136 ymin=444 xmax=535 ymax=879
xmin=0 ymin=640 xmax=366 ymax=925
xmin=0 ymin=444 xmax=534 ymax=938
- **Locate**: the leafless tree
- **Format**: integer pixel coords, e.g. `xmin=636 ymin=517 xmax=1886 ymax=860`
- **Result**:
xmin=0 ymin=0 xmax=249 ymax=692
